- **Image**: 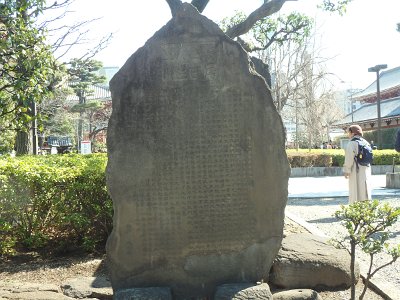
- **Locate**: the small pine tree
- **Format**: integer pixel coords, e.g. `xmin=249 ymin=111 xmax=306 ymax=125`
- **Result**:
xmin=334 ymin=200 xmax=400 ymax=300
xmin=67 ymin=59 xmax=106 ymax=151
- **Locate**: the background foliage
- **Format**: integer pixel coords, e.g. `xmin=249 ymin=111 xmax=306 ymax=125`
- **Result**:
xmin=0 ymin=153 xmax=112 ymax=256
xmin=0 ymin=0 xmax=58 ymax=124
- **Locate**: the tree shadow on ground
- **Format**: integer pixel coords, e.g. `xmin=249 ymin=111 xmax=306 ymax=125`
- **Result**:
xmin=288 ymin=195 xmax=398 ymax=207
xmin=0 ymin=251 xmax=108 ymax=276
xmin=308 ymin=217 xmax=339 ymax=224
xmin=287 ymin=197 xmax=347 ymax=207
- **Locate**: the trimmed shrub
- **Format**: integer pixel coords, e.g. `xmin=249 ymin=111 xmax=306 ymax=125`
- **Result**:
xmin=0 ymin=154 xmax=112 ymax=256
xmin=287 ymin=150 xmax=335 ymax=168
xmin=286 ymin=149 xmax=400 ymax=168
xmin=331 ymin=152 xmax=345 ymax=167
xmin=287 ymin=152 xmax=333 ymax=168
xmin=372 ymin=150 xmax=400 ymax=165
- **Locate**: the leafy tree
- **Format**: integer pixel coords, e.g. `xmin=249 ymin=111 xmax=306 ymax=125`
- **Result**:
xmin=319 ymin=0 xmax=354 ymax=15
xmin=70 ymin=100 xmax=110 ymax=150
xmin=0 ymin=0 xmax=59 ymax=155
xmin=334 ymin=200 xmax=400 ymax=300
xmin=86 ymin=101 xmax=111 ymax=152
xmin=1 ymin=0 xmax=112 ymax=155
xmin=220 ymin=11 xmax=313 ymax=112
xmin=221 ymin=11 xmax=312 ymax=53
xmin=220 ymin=8 xmax=341 ymax=149
xmin=166 ymin=0 xmax=353 ymax=39
xmin=67 ymin=58 xmax=106 ymax=151
xmin=0 ymin=130 xmax=15 ymax=154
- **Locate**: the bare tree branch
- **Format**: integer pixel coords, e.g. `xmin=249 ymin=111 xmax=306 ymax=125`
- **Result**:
xmin=251 ymin=22 xmax=309 ymax=52
xmin=34 ymin=0 xmax=114 ymax=61
xmin=54 ymin=30 xmax=89 ymax=60
xmin=226 ymin=0 xmax=297 ymax=39
xmin=165 ymin=0 xmax=183 ymax=17
xmin=78 ymin=32 xmax=114 ymax=62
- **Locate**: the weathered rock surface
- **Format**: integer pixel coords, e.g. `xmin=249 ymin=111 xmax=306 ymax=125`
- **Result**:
xmin=61 ymin=277 xmax=112 ymax=299
xmin=270 ymin=233 xmax=359 ymax=289
xmin=272 ymin=289 xmax=322 ymax=300
xmin=114 ymin=287 xmax=172 ymax=300
xmin=214 ymin=283 xmax=272 ymax=300
xmin=106 ymin=2 xmax=289 ymax=299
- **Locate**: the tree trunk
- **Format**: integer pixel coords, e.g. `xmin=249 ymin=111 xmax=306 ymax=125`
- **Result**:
xmin=191 ymin=0 xmax=209 ymax=12
xmin=295 ymin=98 xmax=299 ymax=150
xmin=31 ymin=100 xmax=38 ymax=155
xmin=77 ymin=113 xmax=83 ymax=152
xmin=350 ymin=240 xmax=356 ymax=300
xmin=15 ymin=130 xmax=31 ymax=155
xmin=165 ymin=0 xmax=182 ymax=16
xmin=14 ymin=0 xmax=33 ymax=156
xmin=166 ymin=0 xmax=210 ymax=15
xmin=225 ymin=0 xmax=288 ymax=39
xmin=77 ymin=94 xmax=86 ymax=152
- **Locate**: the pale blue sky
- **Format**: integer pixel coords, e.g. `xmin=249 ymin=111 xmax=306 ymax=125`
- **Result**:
xmin=55 ymin=0 xmax=400 ymax=90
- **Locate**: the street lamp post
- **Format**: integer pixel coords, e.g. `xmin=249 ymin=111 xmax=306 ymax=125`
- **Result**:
xmin=350 ymin=95 xmax=353 ymax=122
xmin=349 ymin=88 xmax=354 ymax=123
xmin=368 ymin=64 xmax=387 ymax=150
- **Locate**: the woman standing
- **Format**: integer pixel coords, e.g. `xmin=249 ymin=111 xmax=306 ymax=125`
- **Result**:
xmin=343 ymin=124 xmax=372 ymax=204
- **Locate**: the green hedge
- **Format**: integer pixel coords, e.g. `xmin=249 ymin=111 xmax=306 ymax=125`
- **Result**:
xmin=0 ymin=154 xmax=112 ymax=256
xmin=286 ymin=149 xmax=400 ymax=168
xmin=2 ymin=149 xmax=400 ymax=256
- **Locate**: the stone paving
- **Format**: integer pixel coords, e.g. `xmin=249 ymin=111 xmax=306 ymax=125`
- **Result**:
xmin=0 ymin=277 xmax=112 ymax=300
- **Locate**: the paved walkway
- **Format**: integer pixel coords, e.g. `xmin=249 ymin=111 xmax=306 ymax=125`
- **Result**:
xmin=289 ymin=174 xmax=400 ymax=198
xmin=287 ymin=174 xmax=400 ymax=300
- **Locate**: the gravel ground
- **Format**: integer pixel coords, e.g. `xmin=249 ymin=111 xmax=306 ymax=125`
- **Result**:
xmin=286 ymin=195 xmax=400 ymax=299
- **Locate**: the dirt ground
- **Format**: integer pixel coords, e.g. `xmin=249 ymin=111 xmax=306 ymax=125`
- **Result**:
xmin=0 ymin=218 xmax=386 ymax=299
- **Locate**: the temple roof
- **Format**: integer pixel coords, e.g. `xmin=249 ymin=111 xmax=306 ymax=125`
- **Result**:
xmin=334 ymin=96 xmax=400 ymax=127
xmin=66 ymin=83 xmax=111 ymax=103
xmin=353 ymin=66 xmax=400 ymax=99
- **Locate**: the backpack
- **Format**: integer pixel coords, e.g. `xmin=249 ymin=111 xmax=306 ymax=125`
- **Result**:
xmin=351 ymin=137 xmax=373 ymax=167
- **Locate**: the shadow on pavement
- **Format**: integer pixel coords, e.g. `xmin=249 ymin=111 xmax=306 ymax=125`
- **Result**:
xmin=287 ymin=197 xmax=347 ymax=207
xmin=308 ymin=217 xmax=339 ymax=224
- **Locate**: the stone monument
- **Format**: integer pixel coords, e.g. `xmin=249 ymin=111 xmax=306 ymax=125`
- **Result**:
xmin=106 ymin=3 xmax=290 ymax=299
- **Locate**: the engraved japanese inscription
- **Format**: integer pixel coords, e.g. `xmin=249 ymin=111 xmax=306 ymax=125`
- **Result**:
xmin=106 ymin=4 xmax=290 ymax=299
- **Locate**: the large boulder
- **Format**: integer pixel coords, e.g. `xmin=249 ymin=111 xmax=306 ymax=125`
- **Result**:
xmin=214 ymin=283 xmax=272 ymax=300
xmin=270 ymin=233 xmax=359 ymax=289
xmin=272 ymin=289 xmax=322 ymax=300
xmin=106 ymin=3 xmax=289 ymax=299
xmin=114 ymin=287 xmax=172 ymax=300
